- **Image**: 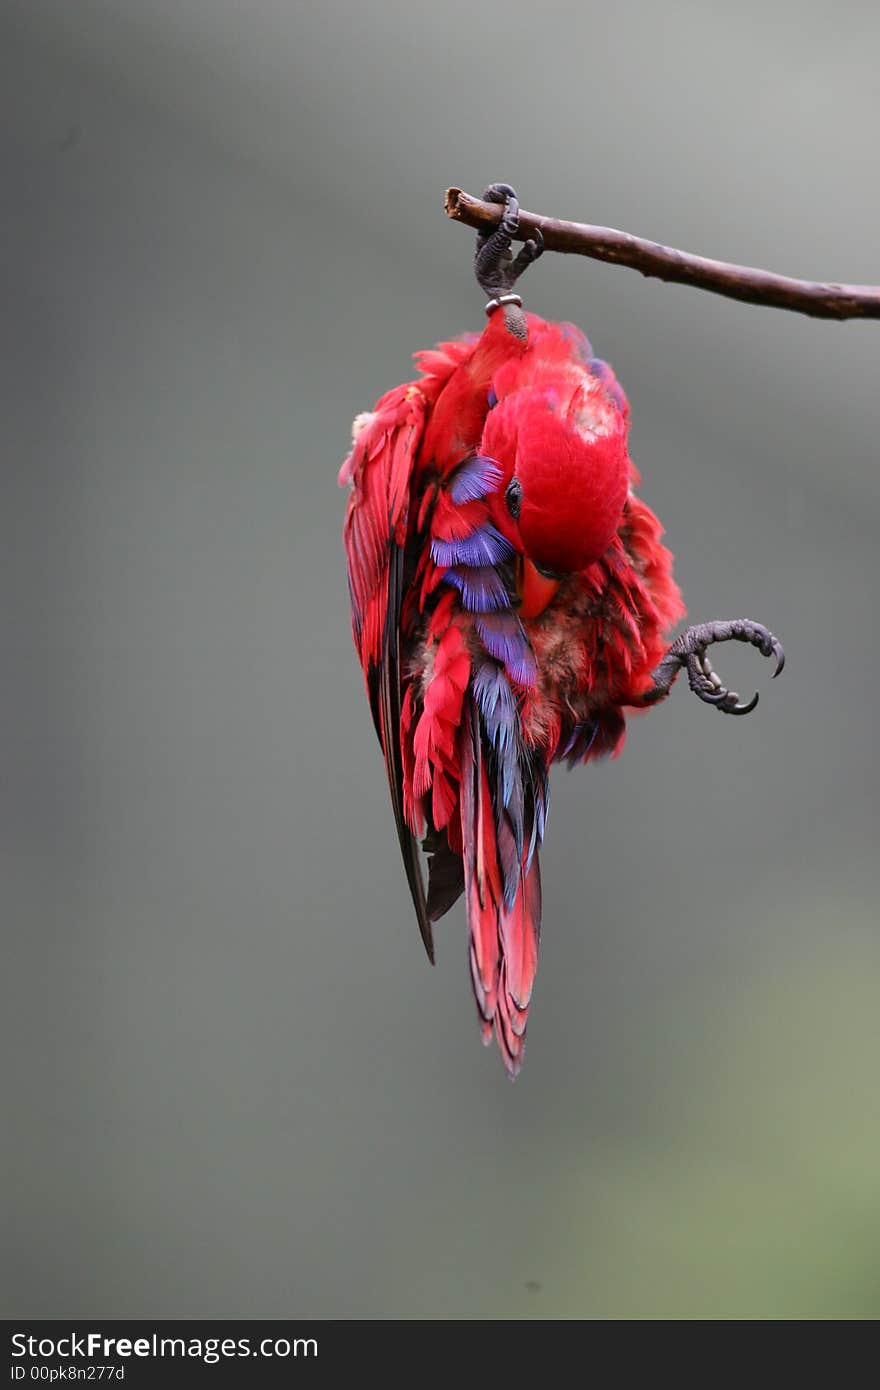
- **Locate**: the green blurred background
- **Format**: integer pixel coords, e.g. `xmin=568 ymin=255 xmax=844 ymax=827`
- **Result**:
xmin=3 ymin=0 xmax=878 ymax=1319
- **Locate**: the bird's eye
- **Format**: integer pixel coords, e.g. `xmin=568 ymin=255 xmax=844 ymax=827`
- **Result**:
xmin=534 ymin=560 xmax=567 ymax=580
xmin=504 ymin=477 xmax=522 ymax=519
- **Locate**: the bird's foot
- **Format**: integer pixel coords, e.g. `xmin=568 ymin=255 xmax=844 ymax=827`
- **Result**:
xmin=474 ymin=183 xmax=544 ymax=305
xmin=645 ymin=618 xmax=785 ymax=716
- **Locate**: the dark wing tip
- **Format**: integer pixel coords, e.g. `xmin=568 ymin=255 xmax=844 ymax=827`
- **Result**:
xmin=382 ymin=542 xmax=435 ymax=965
xmin=418 ymin=913 xmax=436 ymax=965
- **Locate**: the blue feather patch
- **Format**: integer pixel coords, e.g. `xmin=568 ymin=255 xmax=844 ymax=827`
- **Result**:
xmin=559 ymin=321 xmax=593 ymax=363
xmin=476 ymin=613 xmax=537 ymax=687
xmin=449 ymin=456 xmax=503 ymax=505
xmin=445 ymin=565 xmax=510 ymax=612
xmin=589 ymin=357 xmax=627 ymax=412
xmin=431 ymin=524 xmax=513 ymax=570
xmin=472 ymin=662 xmax=519 ymax=808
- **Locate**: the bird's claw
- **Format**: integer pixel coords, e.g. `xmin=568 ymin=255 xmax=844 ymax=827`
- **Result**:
xmin=648 ymin=618 xmax=784 ymax=716
xmin=475 ymin=183 xmax=543 ymax=300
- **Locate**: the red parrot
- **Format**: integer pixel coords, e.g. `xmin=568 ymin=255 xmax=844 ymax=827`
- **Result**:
xmin=339 ymin=185 xmax=783 ymax=1076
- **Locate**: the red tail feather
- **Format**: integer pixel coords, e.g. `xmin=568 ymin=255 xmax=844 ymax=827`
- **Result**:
xmin=459 ymin=708 xmax=543 ymax=1077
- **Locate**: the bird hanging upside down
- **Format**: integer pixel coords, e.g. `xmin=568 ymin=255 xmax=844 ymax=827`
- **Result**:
xmin=338 ymin=184 xmax=783 ymax=1076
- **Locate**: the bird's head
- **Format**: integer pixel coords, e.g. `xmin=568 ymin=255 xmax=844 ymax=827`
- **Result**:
xmin=482 ymin=377 xmax=630 ymax=584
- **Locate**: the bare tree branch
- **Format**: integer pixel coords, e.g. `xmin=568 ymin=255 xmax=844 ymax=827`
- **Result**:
xmin=445 ymin=187 xmax=880 ymax=322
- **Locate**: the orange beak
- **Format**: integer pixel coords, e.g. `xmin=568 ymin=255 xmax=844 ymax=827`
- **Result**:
xmin=517 ymin=557 xmax=561 ymax=618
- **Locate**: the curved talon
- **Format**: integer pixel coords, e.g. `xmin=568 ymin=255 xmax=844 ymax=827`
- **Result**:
xmin=728 ymin=692 xmax=760 ymax=715
xmin=699 ymin=680 xmax=761 ymax=716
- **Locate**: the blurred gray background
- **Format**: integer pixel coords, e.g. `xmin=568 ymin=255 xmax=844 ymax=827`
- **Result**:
xmin=3 ymin=0 xmax=879 ymax=1319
